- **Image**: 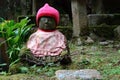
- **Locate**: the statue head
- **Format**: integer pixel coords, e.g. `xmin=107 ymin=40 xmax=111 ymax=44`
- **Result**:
xmin=36 ymin=3 xmax=59 ymax=30
xmin=38 ymin=16 xmax=56 ymax=30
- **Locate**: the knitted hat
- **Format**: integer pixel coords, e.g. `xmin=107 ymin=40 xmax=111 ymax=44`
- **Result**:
xmin=36 ymin=3 xmax=59 ymax=26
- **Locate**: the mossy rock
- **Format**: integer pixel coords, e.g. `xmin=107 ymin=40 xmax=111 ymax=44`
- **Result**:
xmin=89 ymin=23 xmax=118 ymax=39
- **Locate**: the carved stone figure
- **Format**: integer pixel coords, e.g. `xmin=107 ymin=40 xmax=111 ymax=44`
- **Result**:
xmin=19 ymin=3 xmax=71 ymax=66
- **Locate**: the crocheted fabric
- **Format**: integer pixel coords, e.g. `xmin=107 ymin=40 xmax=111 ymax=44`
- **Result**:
xmin=27 ymin=29 xmax=66 ymax=57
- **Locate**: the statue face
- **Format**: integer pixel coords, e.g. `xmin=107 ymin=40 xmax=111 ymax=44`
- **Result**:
xmin=39 ymin=16 xmax=56 ymax=30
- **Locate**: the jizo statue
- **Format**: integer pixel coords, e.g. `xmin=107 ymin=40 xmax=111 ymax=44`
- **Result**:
xmin=19 ymin=3 xmax=71 ymax=66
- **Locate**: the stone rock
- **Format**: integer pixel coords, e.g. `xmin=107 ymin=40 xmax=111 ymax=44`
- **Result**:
xmin=85 ymin=36 xmax=94 ymax=44
xmin=89 ymin=32 xmax=105 ymax=41
xmin=114 ymin=25 xmax=120 ymax=40
xmin=77 ymin=38 xmax=83 ymax=46
xmin=99 ymin=40 xmax=114 ymax=46
xmin=55 ymin=69 xmax=102 ymax=80
xmin=99 ymin=41 xmax=109 ymax=46
xmin=88 ymin=14 xmax=120 ymax=26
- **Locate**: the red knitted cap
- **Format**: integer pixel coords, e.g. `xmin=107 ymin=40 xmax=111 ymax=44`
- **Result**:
xmin=36 ymin=3 xmax=59 ymax=26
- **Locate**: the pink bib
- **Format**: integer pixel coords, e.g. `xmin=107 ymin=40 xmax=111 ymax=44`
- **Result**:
xmin=27 ymin=29 xmax=66 ymax=57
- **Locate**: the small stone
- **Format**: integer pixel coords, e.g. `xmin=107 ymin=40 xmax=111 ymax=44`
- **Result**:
xmin=55 ymin=69 xmax=102 ymax=80
xmin=114 ymin=25 xmax=120 ymax=39
xmin=99 ymin=41 xmax=109 ymax=46
xmin=77 ymin=38 xmax=83 ymax=46
xmin=85 ymin=37 xmax=94 ymax=44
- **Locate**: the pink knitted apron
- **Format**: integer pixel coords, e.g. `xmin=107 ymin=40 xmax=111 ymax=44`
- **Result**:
xmin=27 ymin=29 xmax=66 ymax=57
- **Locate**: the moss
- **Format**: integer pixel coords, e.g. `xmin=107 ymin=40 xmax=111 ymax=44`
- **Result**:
xmin=8 ymin=63 xmax=24 ymax=74
xmin=89 ymin=23 xmax=118 ymax=39
xmin=95 ymin=14 xmax=120 ymax=25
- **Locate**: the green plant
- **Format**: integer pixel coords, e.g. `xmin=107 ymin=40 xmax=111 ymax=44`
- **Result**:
xmin=0 ymin=17 xmax=34 ymax=65
xmin=19 ymin=66 xmax=29 ymax=73
xmin=0 ymin=71 xmax=7 ymax=75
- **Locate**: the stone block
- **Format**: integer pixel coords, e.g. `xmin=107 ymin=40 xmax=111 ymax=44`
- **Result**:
xmin=88 ymin=14 xmax=120 ymax=26
xmin=55 ymin=69 xmax=102 ymax=80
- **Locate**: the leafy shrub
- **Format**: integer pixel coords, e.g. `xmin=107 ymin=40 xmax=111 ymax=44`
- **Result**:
xmin=0 ymin=17 xmax=34 ymax=64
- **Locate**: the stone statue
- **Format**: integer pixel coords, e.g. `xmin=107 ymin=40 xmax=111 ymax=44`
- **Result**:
xmin=19 ymin=3 xmax=71 ymax=66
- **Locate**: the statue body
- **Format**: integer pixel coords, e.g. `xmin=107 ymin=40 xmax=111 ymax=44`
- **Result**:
xmin=19 ymin=3 xmax=71 ymax=66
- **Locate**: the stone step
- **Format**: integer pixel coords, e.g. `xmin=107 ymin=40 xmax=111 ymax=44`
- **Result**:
xmin=55 ymin=69 xmax=102 ymax=80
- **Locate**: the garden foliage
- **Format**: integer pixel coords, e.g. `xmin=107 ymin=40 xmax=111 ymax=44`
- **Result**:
xmin=0 ymin=17 xmax=34 ymax=65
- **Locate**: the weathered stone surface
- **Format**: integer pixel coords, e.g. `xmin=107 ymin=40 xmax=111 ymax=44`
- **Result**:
xmin=114 ymin=25 xmax=120 ymax=40
xmin=71 ymin=0 xmax=88 ymax=37
xmin=99 ymin=40 xmax=114 ymax=46
xmin=89 ymin=32 xmax=105 ymax=41
xmin=88 ymin=14 xmax=120 ymax=26
xmin=55 ymin=69 xmax=102 ymax=80
xmin=85 ymin=36 xmax=94 ymax=44
xmin=89 ymin=23 xmax=116 ymax=40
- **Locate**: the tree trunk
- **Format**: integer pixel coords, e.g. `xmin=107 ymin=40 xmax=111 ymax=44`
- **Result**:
xmin=32 ymin=0 xmax=36 ymax=15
